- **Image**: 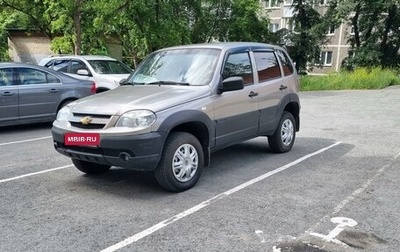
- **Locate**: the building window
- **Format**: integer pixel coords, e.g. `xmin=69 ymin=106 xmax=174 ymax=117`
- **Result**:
xmin=326 ymin=26 xmax=335 ymax=35
xmin=284 ymin=0 xmax=293 ymax=6
xmin=319 ymin=51 xmax=333 ymax=66
xmin=319 ymin=0 xmax=331 ymax=5
xmin=269 ymin=23 xmax=280 ymax=33
xmin=265 ymin=0 xmax=279 ymax=8
xmin=350 ymin=25 xmax=355 ymax=35
xmin=283 ymin=18 xmax=295 ymax=31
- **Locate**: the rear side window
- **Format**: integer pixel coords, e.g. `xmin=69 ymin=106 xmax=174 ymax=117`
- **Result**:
xmin=0 ymin=68 xmax=14 ymax=86
xmin=254 ymin=51 xmax=281 ymax=82
xmin=18 ymin=68 xmax=61 ymax=85
xmin=222 ymin=52 xmax=253 ymax=85
xmin=276 ymin=50 xmax=294 ymax=76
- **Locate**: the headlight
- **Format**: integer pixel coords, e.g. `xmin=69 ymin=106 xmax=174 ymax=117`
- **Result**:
xmin=116 ymin=110 xmax=156 ymax=129
xmin=57 ymin=106 xmax=71 ymax=121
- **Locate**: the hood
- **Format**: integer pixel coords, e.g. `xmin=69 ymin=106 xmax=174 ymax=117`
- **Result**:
xmin=97 ymin=74 xmax=131 ymax=86
xmin=99 ymin=74 xmax=131 ymax=82
xmin=70 ymin=85 xmax=211 ymax=115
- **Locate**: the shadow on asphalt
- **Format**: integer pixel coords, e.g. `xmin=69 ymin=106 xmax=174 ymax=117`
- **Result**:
xmin=66 ymin=137 xmax=354 ymax=198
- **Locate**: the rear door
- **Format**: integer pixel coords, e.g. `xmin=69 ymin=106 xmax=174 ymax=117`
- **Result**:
xmin=16 ymin=67 xmax=63 ymax=121
xmin=213 ymin=50 xmax=260 ymax=148
xmin=0 ymin=68 xmax=18 ymax=124
xmin=253 ymin=50 xmax=290 ymax=135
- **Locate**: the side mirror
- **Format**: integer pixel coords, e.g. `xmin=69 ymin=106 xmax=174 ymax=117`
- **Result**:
xmin=219 ymin=76 xmax=244 ymax=94
xmin=119 ymin=78 xmax=127 ymax=84
xmin=77 ymin=69 xmax=90 ymax=76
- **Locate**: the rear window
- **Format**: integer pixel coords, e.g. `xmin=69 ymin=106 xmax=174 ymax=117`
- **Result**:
xmin=276 ymin=50 xmax=294 ymax=76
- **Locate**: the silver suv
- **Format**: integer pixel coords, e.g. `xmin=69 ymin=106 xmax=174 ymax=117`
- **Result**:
xmin=39 ymin=55 xmax=133 ymax=93
xmin=52 ymin=42 xmax=300 ymax=192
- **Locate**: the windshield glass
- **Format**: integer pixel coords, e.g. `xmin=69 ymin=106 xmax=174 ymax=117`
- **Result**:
xmin=88 ymin=60 xmax=132 ymax=74
xmin=127 ymin=48 xmax=220 ymax=86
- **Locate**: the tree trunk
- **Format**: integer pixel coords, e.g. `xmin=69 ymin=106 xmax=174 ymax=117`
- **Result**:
xmin=74 ymin=0 xmax=82 ymax=55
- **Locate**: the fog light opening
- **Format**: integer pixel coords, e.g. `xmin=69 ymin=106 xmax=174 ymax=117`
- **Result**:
xmin=119 ymin=152 xmax=131 ymax=162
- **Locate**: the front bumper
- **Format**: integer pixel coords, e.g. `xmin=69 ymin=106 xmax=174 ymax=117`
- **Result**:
xmin=52 ymin=126 xmax=165 ymax=171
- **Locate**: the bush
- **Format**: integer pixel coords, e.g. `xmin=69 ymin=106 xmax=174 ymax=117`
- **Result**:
xmin=300 ymin=67 xmax=400 ymax=91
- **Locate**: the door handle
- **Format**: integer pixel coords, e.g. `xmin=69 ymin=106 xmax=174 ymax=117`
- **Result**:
xmin=2 ymin=91 xmax=14 ymax=96
xmin=248 ymin=91 xmax=259 ymax=98
xmin=279 ymin=85 xmax=288 ymax=91
xmin=49 ymin=89 xmax=59 ymax=93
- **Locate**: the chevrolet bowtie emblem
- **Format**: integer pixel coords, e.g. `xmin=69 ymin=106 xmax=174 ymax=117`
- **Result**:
xmin=80 ymin=116 xmax=93 ymax=125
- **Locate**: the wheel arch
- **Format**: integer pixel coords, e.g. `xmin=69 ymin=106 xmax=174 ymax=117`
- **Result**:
xmin=158 ymin=110 xmax=214 ymax=167
xmin=284 ymin=93 xmax=300 ymax=132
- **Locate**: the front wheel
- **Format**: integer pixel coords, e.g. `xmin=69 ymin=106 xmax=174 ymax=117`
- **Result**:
xmin=72 ymin=159 xmax=111 ymax=174
xmin=268 ymin=111 xmax=296 ymax=153
xmin=154 ymin=132 xmax=204 ymax=192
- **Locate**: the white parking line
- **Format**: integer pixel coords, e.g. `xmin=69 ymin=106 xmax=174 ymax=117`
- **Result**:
xmin=0 ymin=136 xmax=52 ymax=147
xmin=0 ymin=165 xmax=73 ymax=184
xmin=100 ymin=142 xmax=342 ymax=252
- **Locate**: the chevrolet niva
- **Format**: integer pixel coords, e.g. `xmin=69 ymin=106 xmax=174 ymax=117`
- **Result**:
xmin=52 ymin=42 xmax=300 ymax=192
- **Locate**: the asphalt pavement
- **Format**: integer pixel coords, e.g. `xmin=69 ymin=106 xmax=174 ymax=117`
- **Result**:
xmin=0 ymin=86 xmax=399 ymax=252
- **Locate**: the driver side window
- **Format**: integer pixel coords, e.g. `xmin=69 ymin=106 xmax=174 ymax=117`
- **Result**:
xmin=222 ymin=52 xmax=253 ymax=85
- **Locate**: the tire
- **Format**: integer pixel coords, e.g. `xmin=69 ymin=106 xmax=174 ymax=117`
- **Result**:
xmin=154 ymin=132 xmax=204 ymax=192
xmin=268 ymin=111 xmax=296 ymax=153
xmin=72 ymin=159 xmax=111 ymax=174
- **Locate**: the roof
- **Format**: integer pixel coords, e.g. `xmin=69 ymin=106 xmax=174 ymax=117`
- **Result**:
xmin=46 ymin=55 xmax=116 ymax=60
xmin=158 ymin=42 xmax=283 ymax=52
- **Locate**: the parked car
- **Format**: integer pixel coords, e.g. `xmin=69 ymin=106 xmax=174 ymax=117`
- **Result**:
xmin=38 ymin=55 xmax=133 ymax=93
xmin=0 ymin=63 xmax=96 ymax=127
xmin=52 ymin=42 xmax=300 ymax=192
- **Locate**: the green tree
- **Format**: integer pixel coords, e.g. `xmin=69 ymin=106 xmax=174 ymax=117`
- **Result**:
xmin=217 ymin=0 xmax=272 ymax=42
xmin=327 ymin=0 xmax=400 ymax=69
xmin=282 ymin=0 xmax=337 ymax=72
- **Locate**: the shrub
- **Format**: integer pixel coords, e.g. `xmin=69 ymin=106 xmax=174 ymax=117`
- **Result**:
xmin=300 ymin=67 xmax=400 ymax=91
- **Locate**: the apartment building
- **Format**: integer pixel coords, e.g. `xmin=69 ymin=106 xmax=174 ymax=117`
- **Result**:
xmin=261 ymin=0 xmax=352 ymax=74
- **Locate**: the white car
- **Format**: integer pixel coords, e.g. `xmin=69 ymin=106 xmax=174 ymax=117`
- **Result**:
xmin=39 ymin=55 xmax=133 ymax=93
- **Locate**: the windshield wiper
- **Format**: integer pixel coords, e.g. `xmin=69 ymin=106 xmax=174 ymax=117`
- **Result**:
xmin=121 ymin=81 xmax=143 ymax=86
xmin=146 ymin=81 xmax=190 ymax=86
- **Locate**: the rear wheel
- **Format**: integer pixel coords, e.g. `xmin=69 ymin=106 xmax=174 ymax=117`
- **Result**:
xmin=72 ymin=159 xmax=111 ymax=174
xmin=268 ymin=111 xmax=296 ymax=153
xmin=154 ymin=132 xmax=204 ymax=192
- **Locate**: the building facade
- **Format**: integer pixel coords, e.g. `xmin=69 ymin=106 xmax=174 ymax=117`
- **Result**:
xmin=261 ymin=0 xmax=352 ymax=74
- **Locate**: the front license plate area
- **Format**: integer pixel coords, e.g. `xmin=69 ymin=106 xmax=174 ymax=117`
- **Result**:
xmin=65 ymin=133 xmax=100 ymax=146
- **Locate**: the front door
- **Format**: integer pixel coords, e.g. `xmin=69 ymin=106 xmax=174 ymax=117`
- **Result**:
xmin=213 ymin=51 xmax=260 ymax=148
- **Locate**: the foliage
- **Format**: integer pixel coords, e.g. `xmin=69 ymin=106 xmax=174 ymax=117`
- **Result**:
xmin=219 ymin=0 xmax=272 ymax=42
xmin=1 ymin=0 xmax=399 ymax=72
xmin=327 ymin=0 xmax=400 ymax=69
xmin=300 ymin=68 xmax=400 ymax=91
xmin=283 ymin=0 xmax=340 ymax=72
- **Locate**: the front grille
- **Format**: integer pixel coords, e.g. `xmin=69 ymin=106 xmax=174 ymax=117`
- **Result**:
xmin=73 ymin=113 xmax=111 ymax=119
xmin=70 ymin=122 xmax=106 ymax=129
xmin=69 ymin=113 xmax=113 ymax=130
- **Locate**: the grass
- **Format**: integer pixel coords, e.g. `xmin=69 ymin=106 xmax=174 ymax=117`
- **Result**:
xmin=300 ymin=68 xmax=400 ymax=91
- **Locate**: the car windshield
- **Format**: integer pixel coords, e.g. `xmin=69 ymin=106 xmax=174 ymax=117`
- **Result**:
xmin=87 ymin=60 xmax=132 ymax=74
xmin=127 ymin=48 xmax=220 ymax=86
